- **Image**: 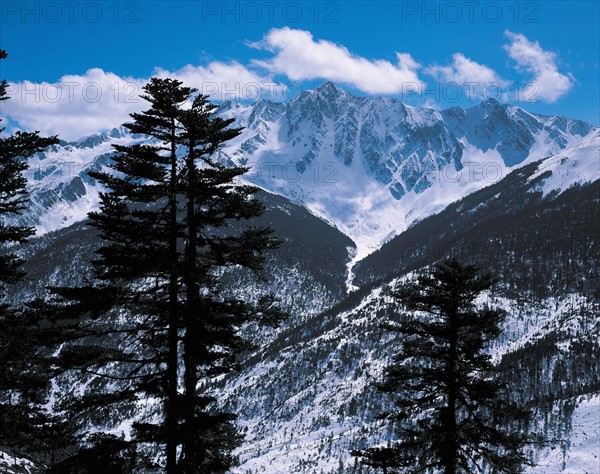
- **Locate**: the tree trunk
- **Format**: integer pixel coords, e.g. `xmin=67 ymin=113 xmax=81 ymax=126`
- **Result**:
xmin=445 ymin=305 xmax=458 ymax=474
xmin=166 ymin=119 xmax=179 ymax=474
xmin=182 ymin=143 xmax=200 ymax=472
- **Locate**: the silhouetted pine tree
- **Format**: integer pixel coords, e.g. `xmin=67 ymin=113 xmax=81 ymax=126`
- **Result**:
xmin=88 ymin=77 xmax=195 ymax=472
xmin=46 ymin=78 xmax=283 ymax=473
xmin=352 ymin=259 xmax=535 ymax=473
xmin=175 ymin=92 xmax=285 ymax=473
xmin=0 ymin=50 xmax=73 ymax=468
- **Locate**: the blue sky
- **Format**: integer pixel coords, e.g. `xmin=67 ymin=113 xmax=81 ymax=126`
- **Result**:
xmin=1 ymin=1 xmax=598 ymax=139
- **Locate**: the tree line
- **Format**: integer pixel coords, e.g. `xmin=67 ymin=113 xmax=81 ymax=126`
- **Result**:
xmin=1 ymin=49 xmax=539 ymax=473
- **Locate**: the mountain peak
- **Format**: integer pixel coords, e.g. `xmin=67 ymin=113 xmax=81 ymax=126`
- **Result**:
xmin=315 ymin=81 xmax=347 ymax=97
xmin=480 ymin=97 xmax=504 ymax=108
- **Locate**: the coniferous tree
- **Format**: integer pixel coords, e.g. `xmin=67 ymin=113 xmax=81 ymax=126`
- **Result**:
xmin=353 ymin=259 xmax=535 ymax=473
xmin=47 ymin=78 xmax=283 ymax=473
xmin=0 ymin=48 xmax=59 ymax=287
xmin=91 ymin=77 xmax=194 ymax=472
xmin=0 ymin=49 xmax=69 ymax=467
xmin=176 ymin=91 xmax=286 ymax=473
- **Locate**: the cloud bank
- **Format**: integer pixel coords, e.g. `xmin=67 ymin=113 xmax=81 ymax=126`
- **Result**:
xmin=425 ymin=53 xmax=509 ymax=98
xmin=2 ymin=63 xmax=285 ymax=140
xmin=2 ymin=29 xmax=576 ymax=140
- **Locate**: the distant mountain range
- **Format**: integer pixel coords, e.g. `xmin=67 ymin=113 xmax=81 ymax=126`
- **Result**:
xmin=23 ymin=83 xmax=596 ymax=260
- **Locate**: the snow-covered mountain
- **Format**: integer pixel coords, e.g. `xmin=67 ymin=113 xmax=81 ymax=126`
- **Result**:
xmin=216 ymin=83 xmax=596 ymax=260
xmin=22 ymin=83 xmax=597 ymax=265
xmin=20 ymin=126 xmax=134 ymax=233
xmin=4 ymin=83 xmax=599 ymax=473
xmin=217 ymin=137 xmax=600 ymax=473
xmin=224 ymin=284 xmax=599 ymax=473
xmin=355 ymin=130 xmax=600 ymax=288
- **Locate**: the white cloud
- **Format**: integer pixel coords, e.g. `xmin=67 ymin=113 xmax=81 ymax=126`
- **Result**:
xmin=425 ymin=53 xmax=508 ymax=98
xmin=3 ymin=64 xmax=285 ymax=141
xmin=250 ymin=27 xmax=424 ymax=95
xmin=3 ymin=69 xmax=145 ymax=140
xmin=504 ymin=31 xmax=574 ymax=103
xmin=153 ymin=61 xmax=288 ymax=102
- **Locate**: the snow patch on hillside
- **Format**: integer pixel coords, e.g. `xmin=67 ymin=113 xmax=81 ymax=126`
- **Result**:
xmin=531 ymin=395 xmax=600 ymax=473
xmin=529 ymin=131 xmax=600 ymax=197
xmin=222 ymin=273 xmax=598 ymax=474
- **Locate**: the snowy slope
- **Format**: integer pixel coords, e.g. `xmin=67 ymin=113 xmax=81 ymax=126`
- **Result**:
xmin=220 ymin=159 xmax=600 ymax=473
xmin=531 ymin=395 xmax=600 ymax=474
xmin=221 ymin=278 xmax=598 ymax=473
xmin=215 ymin=84 xmax=596 ymax=263
xmin=0 ymin=452 xmax=35 ymax=473
xmin=18 ymin=126 xmax=139 ymax=233
xmin=527 ymin=130 xmax=600 ymax=197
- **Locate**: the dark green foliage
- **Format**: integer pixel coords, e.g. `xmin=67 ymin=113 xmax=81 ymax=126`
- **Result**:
xmin=0 ymin=50 xmax=58 ymax=286
xmin=353 ymin=259 xmax=535 ymax=473
xmin=0 ymin=50 xmax=66 ymax=468
xmin=349 ymin=162 xmax=599 ymax=468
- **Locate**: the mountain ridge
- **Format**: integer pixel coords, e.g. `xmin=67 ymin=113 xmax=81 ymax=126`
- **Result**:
xmin=14 ymin=82 xmax=599 ymax=290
